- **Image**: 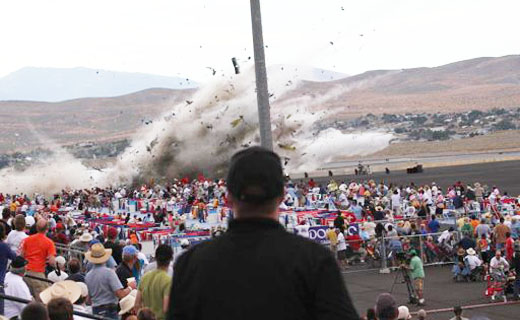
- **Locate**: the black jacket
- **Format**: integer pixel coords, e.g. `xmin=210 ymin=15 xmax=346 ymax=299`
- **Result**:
xmin=168 ymin=218 xmax=359 ymax=320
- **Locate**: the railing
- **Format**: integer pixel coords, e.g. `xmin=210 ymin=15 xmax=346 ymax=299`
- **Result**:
xmin=337 ymin=230 xmax=461 ymax=273
xmin=0 ymin=293 xmax=108 ymax=320
xmin=55 ymin=243 xmax=87 ymax=266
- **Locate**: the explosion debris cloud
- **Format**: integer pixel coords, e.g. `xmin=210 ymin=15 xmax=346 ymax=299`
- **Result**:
xmin=0 ymin=66 xmax=393 ymax=194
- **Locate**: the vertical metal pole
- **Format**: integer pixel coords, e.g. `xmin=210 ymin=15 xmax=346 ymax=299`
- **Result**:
xmin=250 ymin=0 xmax=273 ymax=150
xmin=380 ymin=232 xmax=390 ymax=273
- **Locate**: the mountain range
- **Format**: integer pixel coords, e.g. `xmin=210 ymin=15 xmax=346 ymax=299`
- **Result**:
xmin=0 ymin=67 xmax=197 ymax=102
xmin=0 ymin=55 xmax=519 ymax=153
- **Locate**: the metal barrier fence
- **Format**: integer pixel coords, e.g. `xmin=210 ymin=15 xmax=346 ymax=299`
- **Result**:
xmin=55 ymin=243 xmax=86 ymax=266
xmin=339 ymin=230 xmax=461 ymax=273
xmin=0 ymin=293 xmax=108 ymax=320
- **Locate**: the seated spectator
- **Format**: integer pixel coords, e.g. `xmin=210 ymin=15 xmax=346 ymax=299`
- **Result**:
xmin=138 ymin=308 xmax=157 ymax=320
xmin=73 ymin=282 xmax=92 ymax=320
xmin=397 ymin=305 xmax=411 ymax=320
xmin=48 ymin=256 xmax=68 ymax=282
xmin=375 ymin=293 xmax=398 ymax=320
xmin=21 ymin=302 xmax=49 ymax=320
xmin=119 ymin=290 xmax=138 ymax=320
xmin=417 ymin=309 xmax=427 ymax=320
xmin=449 ymin=305 xmax=469 ymax=320
xmin=47 ymin=297 xmax=74 ymax=320
xmin=40 ymin=280 xmax=82 ymax=305
xmin=65 ymin=258 xmax=85 ymax=283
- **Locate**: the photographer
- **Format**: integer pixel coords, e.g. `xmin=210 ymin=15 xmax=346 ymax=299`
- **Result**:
xmin=407 ymin=249 xmax=425 ymax=305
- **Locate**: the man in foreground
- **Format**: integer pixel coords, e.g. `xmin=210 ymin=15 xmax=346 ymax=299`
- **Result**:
xmin=168 ymin=146 xmax=359 ymax=320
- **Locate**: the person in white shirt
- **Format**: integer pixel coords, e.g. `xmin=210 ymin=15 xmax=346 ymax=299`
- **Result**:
xmin=6 ymin=214 xmax=28 ymax=254
xmin=464 ymin=248 xmax=482 ymax=276
xmin=173 ymin=239 xmax=190 ymax=266
xmin=4 ymin=256 xmax=33 ymax=318
xmin=490 ymin=250 xmax=509 ymax=274
xmin=295 ymin=221 xmax=310 ymax=239
xmin=336 ymin=229 xmax=348 ymax=270
xmin=391 ymin=190 xmax=401 ymax=214
xmin=48 ymin=256 xmax=69 ymax=282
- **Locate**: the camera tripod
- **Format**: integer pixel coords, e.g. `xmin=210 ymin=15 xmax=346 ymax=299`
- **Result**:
xmin=390 ymin=266 xmax=418 ymax=304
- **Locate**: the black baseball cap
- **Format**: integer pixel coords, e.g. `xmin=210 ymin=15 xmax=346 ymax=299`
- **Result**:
xmin=226 ymin=146 xmax=284 ymax=204
xmin=11 ymin=256 xmax=28 ymax=269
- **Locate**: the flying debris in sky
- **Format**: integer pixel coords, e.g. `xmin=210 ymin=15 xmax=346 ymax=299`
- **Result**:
xmin=231 ymin=57 xmax=240 ymax=74
xmin=230 ymin=116 xmax=244 ymax=128
xmin=206 ymin=67 xmax=217 ymax=76
xmin=278 ymin=143 xmax=296 ymax=151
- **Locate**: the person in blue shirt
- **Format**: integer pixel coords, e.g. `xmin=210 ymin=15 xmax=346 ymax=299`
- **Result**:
xmin=351 ymin=201 xmax=363 ymax=221
xmin=428 ymin=215 xmax=440 ymax=233
xmin=0 ymin=224 xmax=16 ymax=314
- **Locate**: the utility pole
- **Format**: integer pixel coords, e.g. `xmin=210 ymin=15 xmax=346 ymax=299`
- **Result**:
xmin=250 ymin=0 xmax=273 ymax=150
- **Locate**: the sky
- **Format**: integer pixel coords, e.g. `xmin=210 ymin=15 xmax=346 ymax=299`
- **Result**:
xmin=1 ymin=0 xmax=520 ymax=82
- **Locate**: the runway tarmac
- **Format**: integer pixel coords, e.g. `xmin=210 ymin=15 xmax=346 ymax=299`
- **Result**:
xmin=306 ymin=159 xmax=520 ymax=196
xmin=343 ymin=266 xmax=516 ymax=320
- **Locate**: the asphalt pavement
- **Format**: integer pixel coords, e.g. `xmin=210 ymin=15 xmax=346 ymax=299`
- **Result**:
xmin=343 ymin=265 xmax=517 ymax=320
xmin=307 ymin=159 xmax=520 ymax=196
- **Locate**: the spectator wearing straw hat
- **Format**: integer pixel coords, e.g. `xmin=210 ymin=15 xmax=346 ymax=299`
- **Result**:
xmin=85 ymin=243 xmax=132 ymax=319
xmin=119 ymin=289 xmax=138 ymax=320
xmin=73 ymin=282 xmax=92 ymax=320
xmin=40 ymin=280 xmax=82 ymax=305
xmin=4 ymin=256 xmax=32 ymax=319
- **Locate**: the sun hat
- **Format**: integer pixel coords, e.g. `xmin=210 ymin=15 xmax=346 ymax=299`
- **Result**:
xmin=85 ymin=243 xmax=112 ymax=264
xmin=398 ymin=305 xmax=412 ymax=320
xmin=40 ymin=280 xmax=82 ymax=304
xmin=457 ymin=247 xmax=466 ymax=256
xmin=466 ymin=248 xmax=477 ymax=256
xmin=118 ymin=290 xmax=137 ymax=315
xmin=76 ymin=281 xmax=89 ymax=298
xmin=79 ymin=232 xmax=93 ymax=243
xmin=180 ymin=239 xmax=190 ymax=247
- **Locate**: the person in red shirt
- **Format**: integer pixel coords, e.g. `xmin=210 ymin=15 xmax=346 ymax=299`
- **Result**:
xmin=346 ymin=232 xmax=367 ymax=263
xmin=505 ymin=232 xmax=514 ymax=262
xmin=20 ymin=218 xmax=57 ymax=301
